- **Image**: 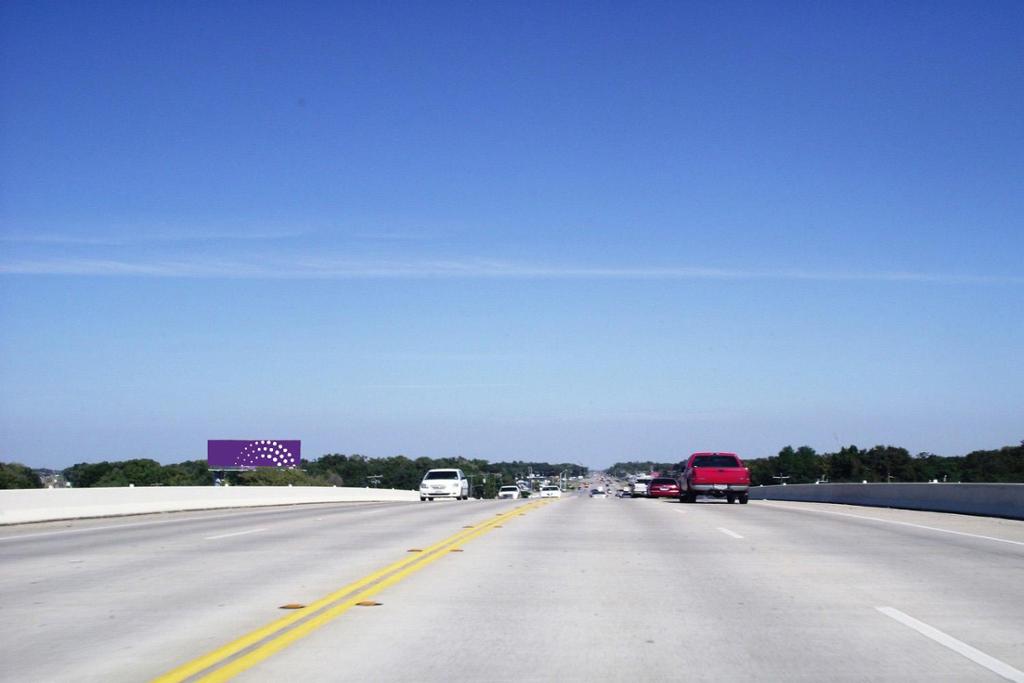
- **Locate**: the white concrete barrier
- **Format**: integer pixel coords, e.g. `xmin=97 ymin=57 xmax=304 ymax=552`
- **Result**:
xmin=748 ymin=482 xmax=1024 ymax=519
xmin=0 ymin=486 xmax=420 ymax=525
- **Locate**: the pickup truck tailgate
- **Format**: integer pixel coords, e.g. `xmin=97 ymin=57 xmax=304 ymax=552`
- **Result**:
xmin=692 ymin=468 xmax=750 ymax=485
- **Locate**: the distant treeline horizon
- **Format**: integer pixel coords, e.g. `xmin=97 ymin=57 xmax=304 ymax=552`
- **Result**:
xmin=0 ymin=454 xmax=589 ymax=496
xmin=2 ymin=442 xmax=1022 ymax=490
xmin=606 ymin=442 xmax=1024 ymax=486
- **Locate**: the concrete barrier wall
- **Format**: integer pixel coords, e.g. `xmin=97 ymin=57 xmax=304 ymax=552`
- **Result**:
xmin=0 ymin=486 xmax=420 ymax=525
xmin=748 ymin=482 xmax=1024 ymax=519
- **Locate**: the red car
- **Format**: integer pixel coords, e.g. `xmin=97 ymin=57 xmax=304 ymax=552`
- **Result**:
xmin=647 ymin=476 xmax=681 ymax=498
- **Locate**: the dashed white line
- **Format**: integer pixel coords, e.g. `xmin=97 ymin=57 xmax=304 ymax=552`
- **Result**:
xmin=717 ymin=527 xmax=743 ymax=539
xmin=877 ymin=607 xmax=1024 ymax=682
xmin=0 ymin=510 xmax=275 ymax=542
xmin=205 ymin=528 xmax=267 ymax=540
xmin=759 ymin=502 xmax=1024 ymax=547
xmin=0 ymin=502 xmax=397 ymax=543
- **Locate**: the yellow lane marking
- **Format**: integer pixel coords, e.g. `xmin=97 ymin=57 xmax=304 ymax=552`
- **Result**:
xmin=197 ymin=505 xmax=548 ymax=682
xmin=153 ymin=500 xmax=549 ymax=683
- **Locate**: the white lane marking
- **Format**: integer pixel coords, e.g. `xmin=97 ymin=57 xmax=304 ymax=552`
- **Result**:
xmin=717 ymin=527 xmax=743 ymax=539
xmin=205 ymin=528 xmax=267 ymax=541
xmin=759 ymin=502 xmax=1024 ymax=548
xmin=0 ymin=502 xmax=396 ymax=542
xmin=877 ymin=607 xmax=1024 ymax=682
xmin=0 ymin=511 xmax=273 ymax=542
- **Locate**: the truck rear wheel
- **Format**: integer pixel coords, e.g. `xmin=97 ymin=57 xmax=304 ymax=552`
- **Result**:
xmin=739 ymin=493 xmax=749 ymax=504
xmin=726 ymin=493 xmax=736 ymax=504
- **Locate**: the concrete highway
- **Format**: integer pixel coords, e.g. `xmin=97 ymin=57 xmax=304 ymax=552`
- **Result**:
xmin=1 ymin=495 xmax=1022 ymax=682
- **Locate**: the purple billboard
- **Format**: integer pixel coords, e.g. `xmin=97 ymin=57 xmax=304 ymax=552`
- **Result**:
xmin=207 ymin=440 xmax=301 ymax=468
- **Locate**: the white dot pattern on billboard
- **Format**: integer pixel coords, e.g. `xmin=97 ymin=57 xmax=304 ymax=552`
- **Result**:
xmin=238 ymin=440 xmax=297 ymax=467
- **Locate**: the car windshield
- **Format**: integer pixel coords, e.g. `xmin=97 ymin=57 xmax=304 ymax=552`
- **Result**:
xmin=424 ymin=471 xmax=458 ymax=480
xmin=499 ymin=486 xmax=518 ymax=492
xmin=652 ymin=478 xmax=676 ymax=485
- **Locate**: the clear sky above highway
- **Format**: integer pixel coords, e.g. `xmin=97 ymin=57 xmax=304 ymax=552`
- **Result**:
xmin=1 ymin=2 xmax=1022 ymax=469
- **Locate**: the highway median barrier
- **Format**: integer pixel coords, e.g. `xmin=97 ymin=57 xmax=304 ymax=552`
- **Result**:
xmin=0 ymin=485 xmax=420 ymax=525
xmin=748 ymin=482 xmax=1024 ymax=519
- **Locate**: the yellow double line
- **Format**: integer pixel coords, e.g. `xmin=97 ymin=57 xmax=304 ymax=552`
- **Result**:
xmin=154 ymin=499 xmax=550 ymax=682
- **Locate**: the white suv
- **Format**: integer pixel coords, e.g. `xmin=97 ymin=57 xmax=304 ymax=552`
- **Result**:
xmin=632 ymin=477 xmax=651 ymax=497
xmin=419 ymin=469 xmax=470 ymax=501
xmin=497 ymin=485 xmax=521 ymax=499
xmin=539 ymin=485 xmax=561 ymax=498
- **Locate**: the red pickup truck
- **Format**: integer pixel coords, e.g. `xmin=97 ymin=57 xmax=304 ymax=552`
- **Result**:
xmin=680 ymin=452 xmax=751 ymax=504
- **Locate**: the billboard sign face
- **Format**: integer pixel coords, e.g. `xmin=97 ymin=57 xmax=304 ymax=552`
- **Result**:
xmin=207 ymin=440 xmax=301 ymax=468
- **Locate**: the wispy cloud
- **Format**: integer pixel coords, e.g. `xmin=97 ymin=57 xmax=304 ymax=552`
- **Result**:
xmin=606 ymin=410 xmax=736 ymax=423
xmin=1 ymin=255 xmax=1021 ymax=284
xmin=361 ymin=383 xmax=518 ymax=389
xmin=365 ymin=352 xmax=525 ymax=362
xmin=0 ymin=258 xmax=266 ymax=277
xmin=350 ymin=231 xmax=438 ymax=241
xmin=0 ymin=229 xmax=306 ymax=246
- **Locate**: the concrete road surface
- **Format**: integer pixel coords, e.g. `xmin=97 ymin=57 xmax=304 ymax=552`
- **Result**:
xmin=1 ymin=496 xmax=1022 ymax=682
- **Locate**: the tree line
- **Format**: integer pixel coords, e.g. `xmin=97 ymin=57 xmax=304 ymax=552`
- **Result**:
xmin=0 ymin=462 xmax=44 ymax=489
xmin=5 ymin=442 xmax=1021 ymax=490
xmin=0 ymin=455 xmax=588 ymax=496
xmin=607 ymin=443 xmax=1024 ymax=485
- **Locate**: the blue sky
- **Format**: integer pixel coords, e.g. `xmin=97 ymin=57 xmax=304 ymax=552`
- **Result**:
xmin=1 ymin=1 xmax=1022 ymax=469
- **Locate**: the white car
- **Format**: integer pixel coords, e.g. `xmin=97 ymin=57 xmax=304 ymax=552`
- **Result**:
xmin=589 ymin=488 xmax=607 ymax=498
xmin=419 ymin=469 xmax=470 ymax=501
xmin=632 ymin=477 xmax=651 ymax=497
xmin=539 ymin=485 xmax=562 ymax=498
xmin=497 ymin=485 xmax=521 ymax=499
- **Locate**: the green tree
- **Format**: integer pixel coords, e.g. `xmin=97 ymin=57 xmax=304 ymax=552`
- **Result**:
xmin=775 ymin=446 xmax=823 ymax=484
xmin=160 ymin=460 xmax=211 ymax=486
xmin=236 ymin=468 xmax=329 ymax=486
xmin=0 ymin=462 xmax=43 ymax=489
xmin=63 ymin=462 xmax=113 ymax=488
xmin=961 ymin=445 xmax=1024 ymax=482
xmin=745 ymin=458 xmax=774 ymax=486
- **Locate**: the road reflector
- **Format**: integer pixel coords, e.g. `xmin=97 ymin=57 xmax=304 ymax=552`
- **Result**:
xmin=462 ymin=525 xmax=474 ymax=528
xmin=493 ymin=525 xmax=503 ymax=528
xmin=449 ymin=548 xmax=464 ymax=552
xmin=355 ymin=601 xmax=381 ymax=607
xmin=278 ymin=604 xmax=305 ymax=610
xmin=406 ymin=549 xmax=423 ymax=553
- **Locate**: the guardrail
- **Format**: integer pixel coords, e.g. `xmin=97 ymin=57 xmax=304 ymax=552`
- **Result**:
xmin=748 ymin=482 xmax=1024 ymax=520
xmin=0 ymin=486 xmax=420 ymax=525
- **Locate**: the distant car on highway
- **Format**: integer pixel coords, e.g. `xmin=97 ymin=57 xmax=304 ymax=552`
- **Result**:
xmin=680 ymin=453 xmax=750 ymax=504
xmin=539 ymin=485 xmax=561 ymax=498
xmin=648 ymin=477 xmax=681 ymax=498
xmin=419 ymin=469 xmax=470 ymax=501
xmin=632 ymin=477 xmax=651 ymax=498
xmin=615 ymin=489 xmax=630 ymax=498
xmin=497 ymin=485 xmax=522 ymax=500
xmin=589 ymin=488 xmax=607 ymax=498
